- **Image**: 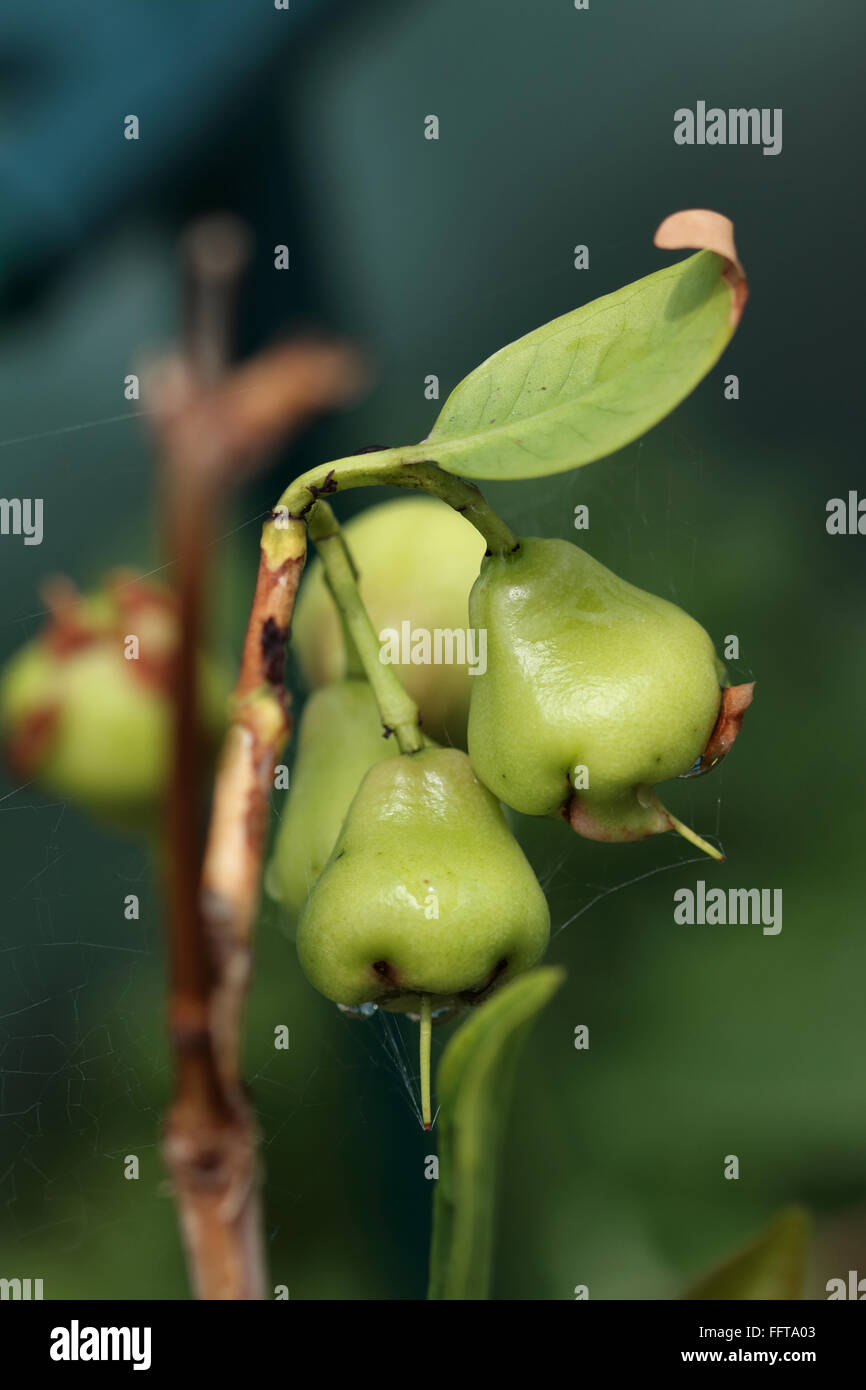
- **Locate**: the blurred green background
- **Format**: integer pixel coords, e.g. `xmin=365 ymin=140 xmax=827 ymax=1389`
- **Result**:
xmin=1 ymin=0 xmax=864 ymax=1299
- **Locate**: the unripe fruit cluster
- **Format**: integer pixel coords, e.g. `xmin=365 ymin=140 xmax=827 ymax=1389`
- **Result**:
xmin=0 ymin=503 xmax=751 ymax=1028
xmin=272 ymin=499 xmax=751 ymax=1022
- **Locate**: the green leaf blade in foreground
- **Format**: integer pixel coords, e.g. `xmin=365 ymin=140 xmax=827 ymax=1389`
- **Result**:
xmin=419 ymin=248 xmax=742 ymax=481
xmin=682 ymin=1206 xmax=811 ymax=1301
xmin=427 ymin=966 xmax=565 ymax=1301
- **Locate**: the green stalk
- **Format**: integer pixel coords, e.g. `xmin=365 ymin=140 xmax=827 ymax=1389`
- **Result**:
xmin=648 ymin=792 xmax=724 ymax=862
xmin=305 ymin=501 xmax=424 ymax=755
xmin=275 ymin=451 xmax=518 ymax=556
xmin=419 ymin=995 xmax=433 ymax=1130
xmin=319 ymin=517 xmax=365 ymax=680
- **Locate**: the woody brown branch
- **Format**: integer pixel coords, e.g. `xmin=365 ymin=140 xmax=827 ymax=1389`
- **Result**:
xmin=201 ymin=519 xmax=307 ymax=1091
xmin=164 ymin=517 xmax=306 ymax=1301
xmin=151 ymin=328 xmax=360 ymax=1301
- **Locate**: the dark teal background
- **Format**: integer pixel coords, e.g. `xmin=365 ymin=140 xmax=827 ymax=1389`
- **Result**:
xmin=1 ymin=0 xmax=864 ymax=1299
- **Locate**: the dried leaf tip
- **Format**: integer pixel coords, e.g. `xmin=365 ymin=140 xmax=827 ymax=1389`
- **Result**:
xmin=653 ymin=209 xmax=748 ymax=326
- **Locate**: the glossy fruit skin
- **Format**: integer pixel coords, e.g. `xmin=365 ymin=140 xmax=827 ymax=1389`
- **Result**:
xmin=265 ymin=679 xmax=400 ymax=922
xmin=293 ymin=497 xmax=485 ymax=743
xmin=296 ymin=747 xmax=550 ymax=1013
xmin=467 ymin=538 xmax=724 ymax=840
xmin=0 ymin=574 xmax=227 ymax=827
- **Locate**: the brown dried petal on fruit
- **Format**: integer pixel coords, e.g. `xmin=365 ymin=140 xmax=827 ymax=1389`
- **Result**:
xmin=41 ymin=577 xmax=96 ymax=658
xmin=700 ymin=682 xmax=755 ymax=772
xmin=5 ymin=704 xmax=60 ymax=777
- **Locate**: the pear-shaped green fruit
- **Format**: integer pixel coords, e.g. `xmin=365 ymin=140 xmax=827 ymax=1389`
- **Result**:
xmin=0 ymin=572 xmax=228 ymax=828
xmin=293 ymin=497 xmax=485 ymax=743
xmin=265 ymin=679 xmax=400 ymax=921
xmin=296 ymin=747 xmax=550 ymax=1014
xmin=468 ymin=538 xmax=750 ymax=853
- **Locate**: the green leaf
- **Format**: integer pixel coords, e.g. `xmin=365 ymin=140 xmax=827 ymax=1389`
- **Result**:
xmin=682 ymin=1207 xmax=812 ymax=1300
xmin=419 ymin=249 xmax=742 ymax=481
xmin=427 ymin=966 xmax=565 ymax=1301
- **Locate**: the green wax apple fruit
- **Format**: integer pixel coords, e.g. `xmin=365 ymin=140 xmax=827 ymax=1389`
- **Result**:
xmin=467 ymin=538 xmax=752 ymax=852
xmin=296 ymin=747 xmax=550 ymax=1014
xmin=293 ymin=496 xmax=485 ymax=743
xmin=0 ymin=572 xmax=228 ymax=828
xmin=265 ymin=679 xmax=400 ymax=921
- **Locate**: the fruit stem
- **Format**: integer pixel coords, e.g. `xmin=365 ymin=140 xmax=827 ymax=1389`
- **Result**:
xmin=319 ymin=520 xmax=365 ymax=680
xmin=306 ymin=502 xmax=424 ymax=754
xmin=275 ymin=451 xmax=518 ymax=555
xmin=419 ymin=994 xmax=433 ymax=1130
xmin=652 ymin=795 xmax=725 ymax=862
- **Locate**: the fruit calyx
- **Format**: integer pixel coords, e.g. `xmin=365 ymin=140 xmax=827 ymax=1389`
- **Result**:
xmin=565 ymin=684 xmax=756 ymax=858
xmin=698 ymin=682 xmax=755 ymax=774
